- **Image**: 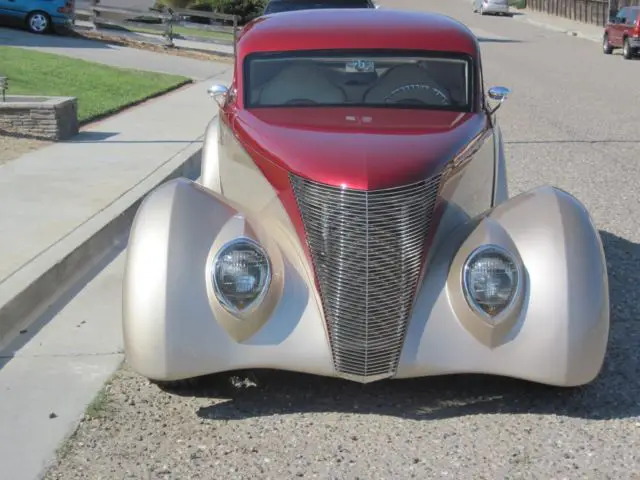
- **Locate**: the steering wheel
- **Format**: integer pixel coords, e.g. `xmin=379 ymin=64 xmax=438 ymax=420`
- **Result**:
xmin=384 ymin=84 xmax=451 ymax=106
xmin=285 ymin=98 xmax=319 ymax=105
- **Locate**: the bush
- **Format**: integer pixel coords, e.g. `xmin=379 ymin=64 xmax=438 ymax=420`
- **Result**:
xmin=158 ymin=0 xmax=193 ymax=8
xmin=190 ymin=0 xmax=266 ymax=23
xmin=157 ymin=0 xmax=265 ymax=24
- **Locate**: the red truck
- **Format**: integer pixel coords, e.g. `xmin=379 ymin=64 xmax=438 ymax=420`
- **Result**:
xmin=603 ymin=5 xmax=640 ymax=59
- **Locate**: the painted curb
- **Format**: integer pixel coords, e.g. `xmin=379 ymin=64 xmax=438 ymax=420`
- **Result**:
xmin=0 ymin=141 xmax=204 ymax=350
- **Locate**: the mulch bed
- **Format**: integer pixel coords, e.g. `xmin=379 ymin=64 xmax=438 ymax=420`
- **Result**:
xmin=67 ymin=29 xmax=234 ymax=64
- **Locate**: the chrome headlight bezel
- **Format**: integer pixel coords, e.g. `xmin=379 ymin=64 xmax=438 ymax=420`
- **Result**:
xmin=461 ymin=244 xmax=523 ymax=322
xmin=212 ymin=236 xmax=272 ymax=316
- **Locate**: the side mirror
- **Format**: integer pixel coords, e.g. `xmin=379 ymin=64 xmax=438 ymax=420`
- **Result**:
xmin=207 ymin=84 xmax=228 ymax=107
xmin=486 ymin=86 xmax=510 ymax=115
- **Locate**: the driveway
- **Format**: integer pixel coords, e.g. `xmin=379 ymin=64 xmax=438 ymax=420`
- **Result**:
xmin=39 ymin=1 xmax=640 ymax=478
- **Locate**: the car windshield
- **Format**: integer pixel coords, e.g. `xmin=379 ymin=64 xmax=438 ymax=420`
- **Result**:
xmin=264 ymin=0 xmax=372 ymax=14
xmin=244 ymin=52 xmax=472 ymax=111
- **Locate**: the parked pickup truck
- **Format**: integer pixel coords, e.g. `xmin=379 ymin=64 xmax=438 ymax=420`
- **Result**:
xmin=603 ymin=5 xmax=640 ymax=60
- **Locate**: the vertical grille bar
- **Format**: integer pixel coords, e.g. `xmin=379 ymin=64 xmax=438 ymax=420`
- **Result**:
xmin=290 ymin=174 xmax=441 ymax=382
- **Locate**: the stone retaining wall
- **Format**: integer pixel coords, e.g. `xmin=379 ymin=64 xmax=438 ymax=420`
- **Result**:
xmin=0 ymin=96 xmax=78 ymax=141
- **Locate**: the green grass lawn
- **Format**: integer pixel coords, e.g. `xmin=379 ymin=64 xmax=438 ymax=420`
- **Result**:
xmin=172 ymin=25 xmax=235 ymax=42
xmin=0 ymin=46 xmax=191 ymax=123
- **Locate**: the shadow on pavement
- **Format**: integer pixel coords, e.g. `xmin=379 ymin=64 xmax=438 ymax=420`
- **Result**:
xmin=63 ymin=131 xmax=199 ymax=144
xmin=505 ymin=139 xmax=640 ymax=144
xmin=162 ymin=229 xmax=639 ymax=422
xmin=476 ymin=36 xmax=523 ymax=43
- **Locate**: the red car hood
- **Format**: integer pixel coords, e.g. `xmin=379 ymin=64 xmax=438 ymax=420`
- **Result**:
xmin=234 ymin=108 xmax=488 ymax=190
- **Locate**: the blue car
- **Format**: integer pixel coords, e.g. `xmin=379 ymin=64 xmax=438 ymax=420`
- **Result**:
xmin=0 ymin=0 xmax=74 ymax=34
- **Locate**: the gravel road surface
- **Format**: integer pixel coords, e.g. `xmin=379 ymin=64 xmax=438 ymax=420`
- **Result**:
xmin=44 ymin=1 xmax=640 ymax=478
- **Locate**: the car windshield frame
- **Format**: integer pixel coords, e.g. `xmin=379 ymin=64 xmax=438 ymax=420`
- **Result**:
xmin=242 ymin=49 xmax=475 ymax=113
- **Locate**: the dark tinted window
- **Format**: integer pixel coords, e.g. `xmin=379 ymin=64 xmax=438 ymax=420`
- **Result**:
xmin=244 ymin=51 xmax=472 ymax=111
xmin=264 ymin=0 xmax=373 ymax=14
xmin=616 ymin=7 xmax=629 ymax=23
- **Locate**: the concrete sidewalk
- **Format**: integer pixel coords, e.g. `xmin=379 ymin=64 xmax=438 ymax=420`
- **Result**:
xmin=512 ymin=6 xmax=604 ymax=43
xmin=0 ymin=67 xmax=231 ymax=350
xmin=0 ymin=250 xmax=126 ymax=480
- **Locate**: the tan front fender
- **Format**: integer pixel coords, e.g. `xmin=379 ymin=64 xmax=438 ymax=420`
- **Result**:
xmin=399 ymin=185 xmax=610 ymax=387
xmin=122 ymin=178 xmax=331 ymax=381
xmin=200 ymin=115 xmax=221 ymax=193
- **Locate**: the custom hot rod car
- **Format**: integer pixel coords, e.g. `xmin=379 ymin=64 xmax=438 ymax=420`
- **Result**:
xmin=123 ymin=9 xmax=610 ymax=387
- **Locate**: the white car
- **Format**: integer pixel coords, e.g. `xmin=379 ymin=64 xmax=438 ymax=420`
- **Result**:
xmin=473 ymin=0 xmax=511 ymax=15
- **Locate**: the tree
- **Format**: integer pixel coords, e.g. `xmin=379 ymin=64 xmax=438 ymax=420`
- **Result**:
xmin=158 ymin=0 xmax=192 ymax=8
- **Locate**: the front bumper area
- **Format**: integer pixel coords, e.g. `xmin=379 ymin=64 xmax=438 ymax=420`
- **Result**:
xmin=123 ymin=179 xmax=609 ymax=387
xmin=628 ymin=36 xmax=640 ymax=48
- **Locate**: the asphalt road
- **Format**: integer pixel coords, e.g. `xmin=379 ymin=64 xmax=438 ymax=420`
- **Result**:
xmin=44 ymin=1 xmax=640 ymax=479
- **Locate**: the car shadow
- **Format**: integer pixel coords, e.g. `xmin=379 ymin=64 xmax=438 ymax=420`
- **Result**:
xmin=157 ymin=229 xmax=639 ymax=422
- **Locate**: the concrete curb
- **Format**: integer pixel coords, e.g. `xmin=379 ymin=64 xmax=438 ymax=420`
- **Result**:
xmin=0 ymin=141 xmax=204 ymax=350
xmin=172 ymin=43 xmax=235 ymax=58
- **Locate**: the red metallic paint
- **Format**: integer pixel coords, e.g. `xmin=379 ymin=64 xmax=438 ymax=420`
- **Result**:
xmin=233 ymin=107 xmax=488 ymax=190
xmin=221 ymin=106 xmax=492 ymax=292
xmin=234 ymin=9 xmax=482 ymax=110
xmin=236 ymin=9 xmax=479 ymax=59
xmin=218 ymin=8 xmax=493 ymax=287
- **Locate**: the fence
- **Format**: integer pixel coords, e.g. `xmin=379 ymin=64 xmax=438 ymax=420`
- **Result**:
xmin=526 ymin=0 xmax=640 ymax=26
xmin=74 ymin=0 xmax=239 ymax=56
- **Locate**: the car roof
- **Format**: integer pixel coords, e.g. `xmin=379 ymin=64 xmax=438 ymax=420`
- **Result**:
xmin=236 ymin=8 xmax=479 ymax=60
xmin=264 ymin=0 xmax=374 ymax=13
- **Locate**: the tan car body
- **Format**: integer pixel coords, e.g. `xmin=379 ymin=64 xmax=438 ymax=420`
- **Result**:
xmin=123 ymin=9 xmax=609 ymax=388
xmin=123 ymin=108 xmax=609 ymax=387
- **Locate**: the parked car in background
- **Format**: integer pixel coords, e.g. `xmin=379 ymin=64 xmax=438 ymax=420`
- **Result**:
xmin=0 ymin=0 xmax=74 ymax=33
xmin=472 ymin=0 xmax=510 ymax=16
xmin=603 ymin=5 xmax=640 ymax=59
xmin=263 ymin=0 xmax=377 ymax=15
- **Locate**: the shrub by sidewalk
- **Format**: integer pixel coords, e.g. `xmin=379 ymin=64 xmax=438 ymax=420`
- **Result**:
xmin=0 ymin=46 xmax=191 ymax=124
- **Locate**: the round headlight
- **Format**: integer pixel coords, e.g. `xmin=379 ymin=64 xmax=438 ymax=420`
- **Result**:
xmin=462 ymin=245 xmax=520 ymax=320
xmin=212 ymin=237 xmax=271 ymax=314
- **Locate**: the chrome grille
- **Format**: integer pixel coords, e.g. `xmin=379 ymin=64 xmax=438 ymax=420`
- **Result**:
xmin=290 ymin=174 xmax=441 ymax=382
